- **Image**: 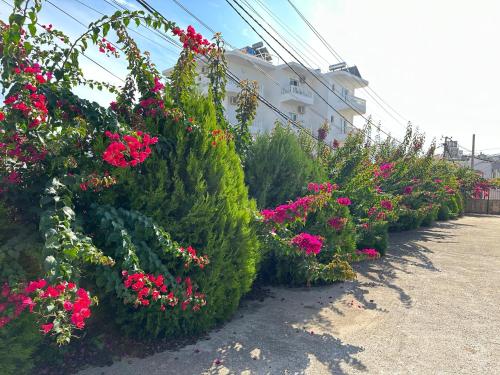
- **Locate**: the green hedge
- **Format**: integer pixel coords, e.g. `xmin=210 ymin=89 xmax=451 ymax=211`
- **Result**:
xmin=245 ymin=124 xmax=326 ymax=208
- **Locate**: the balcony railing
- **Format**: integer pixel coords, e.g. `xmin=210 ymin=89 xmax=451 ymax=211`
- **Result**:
xmin=347 ymin=95 xmax=366 ymax=111
xmin=280 ymin=85 xmax=314 ymax=105
xmin=335 ymin=94 xmax=366 ymax=114
xmin=281 ymin=85 xmax=313 ymax=98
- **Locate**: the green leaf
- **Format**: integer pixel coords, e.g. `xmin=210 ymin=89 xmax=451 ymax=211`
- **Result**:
xmin=28 ymin=23 xmax=36 ymax=37
xmin=102 ymin=23 xmax=110 ymax=37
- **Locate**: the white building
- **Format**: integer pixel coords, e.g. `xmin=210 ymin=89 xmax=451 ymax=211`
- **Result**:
xmin=164 ymin=43 xmax=369 ymax=143
xmin=457 ymin=155 xmax=500 ymax=179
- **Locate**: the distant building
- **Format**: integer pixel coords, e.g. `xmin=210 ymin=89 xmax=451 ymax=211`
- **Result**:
xmin=447 ymin=151 xmax=500 ymax=178
xmin=443 ymin=139 xmax=463 ymax=159
xmin=163 ymin=42 xmax=368 ymax=144
xmin=458 ymin=155 xmax=500 ymax=178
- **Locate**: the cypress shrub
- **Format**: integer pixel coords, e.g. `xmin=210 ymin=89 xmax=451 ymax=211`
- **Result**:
xmin=245 ymin=124 xmax=326 ymax=208
xmin=0 ymin=203 xmax=43 ymax=374
xmin=100 ymin=92 xmax=259 ymax=338
xmin=0 ymin=314 xmax=41 ymax=375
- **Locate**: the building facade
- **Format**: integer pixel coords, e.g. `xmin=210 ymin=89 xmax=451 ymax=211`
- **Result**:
xmin=164 ymin=43 xmax=369 ymax=144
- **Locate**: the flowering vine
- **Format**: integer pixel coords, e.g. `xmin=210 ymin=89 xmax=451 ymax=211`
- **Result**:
xmin=102 ymin=131 xmax=158 ymax=167
xmin=1 ymin=280 xmax=95 ymax=345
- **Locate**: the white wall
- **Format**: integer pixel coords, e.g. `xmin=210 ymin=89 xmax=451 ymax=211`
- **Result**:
xmin=186 ymin=51 xmax=367 ymax=145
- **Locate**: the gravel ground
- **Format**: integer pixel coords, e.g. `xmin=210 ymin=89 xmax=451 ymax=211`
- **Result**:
xmin=79 ymin=215 xmax=500 ymax=375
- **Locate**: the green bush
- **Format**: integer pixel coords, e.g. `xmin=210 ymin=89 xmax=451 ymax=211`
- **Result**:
xmin=421 ymin=206 xmax=439 ymax=227
xmin=0 ymin=314 xmax=41 ymax=375
xmin=356 ymin=221 xmax=389 ymax=255
xmin=245 ymin=124 xmax=326 ymax=208
xmin=100 ymin=92 xmax=259 ymax=338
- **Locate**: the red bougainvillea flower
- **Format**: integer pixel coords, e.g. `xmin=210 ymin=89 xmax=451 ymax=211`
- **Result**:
xmin=337 ymin=197 xmax=351 ymax=206
xmin=4 ymin=95 xmax=18 ymax=105
xmin=171 ymin=24 xmax=214 ymax=55
xmin=102 ymin=131 xmax=158 ymax=168
xmin=380 ymin=200 xmax=393 ymax=211
xmin=41 ymin=323 xmax=53 ymax=334
xmin=444 ymin=185 xmax=455 ymax=195
xmin=260 ymin=188 xmax=333 ymax=225
xmin=122 ymin=271 xmax=207 ymax=312
xmin=24 ymin=279 xmax=47 ymax=293
xmin=291 ymin=232 xmax=323 ymax=255
xmin=6 ymin=171 xmax=21 ymax=184
xmin=0 ymin=111 xmax=5 ymax=121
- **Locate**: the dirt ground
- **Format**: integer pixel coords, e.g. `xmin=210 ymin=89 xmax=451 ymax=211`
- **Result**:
xmin=79 ymin=215 xmax=500 ymax=374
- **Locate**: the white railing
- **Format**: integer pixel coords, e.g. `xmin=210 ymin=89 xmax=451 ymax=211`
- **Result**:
xmin=281 ymin=85 xmax=313 ymax=98
xmin=347 ymin=95 xmax=366 ymax=109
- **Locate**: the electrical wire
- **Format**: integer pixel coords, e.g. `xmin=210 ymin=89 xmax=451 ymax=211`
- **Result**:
xmin=287 ymin=0 xmax=410 ymax=128
xmin=224 ymin=0 xmax=399 ymax=144
xmin=134 ymin=0 xmax=338 ymax=148
xmin=169 ymin=0 xmax=352 ymax=137
xmin=0 ymin=0 xmax=126 ymax=83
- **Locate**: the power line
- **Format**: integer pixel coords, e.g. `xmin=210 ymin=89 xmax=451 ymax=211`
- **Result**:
xmin=286 ymin=0 xmax=410 ymax=129
xmin=0 ymin=0 xmax=126 ymax=84
xmin=71 ymin=0 xmax=179 ymax=62
xmin=169 ymin=0 xmax=351 ymax=137
xmin=224 ymin=0 xmax=400 ymax=144
xmin=134 ymin=0 xmax=338 ymax=148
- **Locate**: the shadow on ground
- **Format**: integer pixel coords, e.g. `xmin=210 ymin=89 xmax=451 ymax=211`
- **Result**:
xmin=180 ymin=222 xmax=460 ymax=375
xmin=80 ymin=221 xmax=461 ymax=375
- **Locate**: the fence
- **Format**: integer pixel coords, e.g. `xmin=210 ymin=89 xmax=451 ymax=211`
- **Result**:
xmin=466 ymin=188 xmax=500 ymax=214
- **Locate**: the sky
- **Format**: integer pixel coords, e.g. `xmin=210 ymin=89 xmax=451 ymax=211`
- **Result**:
xmin=1 ymin=0 xmax=499 ymax=154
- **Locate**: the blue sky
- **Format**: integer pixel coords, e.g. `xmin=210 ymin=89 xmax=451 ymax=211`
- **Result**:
xmin=1 ymin=0 xmax=499 ymax=153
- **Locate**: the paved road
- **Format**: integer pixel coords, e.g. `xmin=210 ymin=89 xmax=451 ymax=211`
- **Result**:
xmin=80 ymin=215 xmax=500 ymax=374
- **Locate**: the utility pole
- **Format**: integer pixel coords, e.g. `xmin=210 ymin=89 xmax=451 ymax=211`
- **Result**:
xmin=443 ymin=136 xmax=448 ymax=159
xmin=471 ymin=134 xmax=476 ymax=170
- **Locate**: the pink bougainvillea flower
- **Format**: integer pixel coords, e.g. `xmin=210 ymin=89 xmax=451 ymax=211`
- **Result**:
xmin=291 ymin=232 xmax=323 ymax=255
xmin=403 ymin=186 xmax=413 ymax=195
xmin=380 ymin=200 xmax=393 ymax=211
xmin=337 ymin=197 xmax=351 ymax=206
xmin=356 ymin=248 xmax=379 ymax=258
xmin=328 ymin=217 xmax=347 ymax=231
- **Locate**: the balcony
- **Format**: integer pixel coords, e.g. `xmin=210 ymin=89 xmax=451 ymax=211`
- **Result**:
xmin=280 ymin=85 xmax=314 ymax=105
xmin=335 ymin=94 xmax=366 ymax=114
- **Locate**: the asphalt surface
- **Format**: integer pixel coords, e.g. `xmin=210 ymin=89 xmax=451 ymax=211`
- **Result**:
xmin=79 ymin=215 xmax=500 ymax=374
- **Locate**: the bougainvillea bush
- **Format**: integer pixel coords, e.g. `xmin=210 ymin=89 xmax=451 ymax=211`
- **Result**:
xmin=0 ymin=2 xmax=257 ymax=366
xmin=258 ymin=182 xmax=356 ymax=286
xmin=327 ymin=130 xmax=398 ymax=254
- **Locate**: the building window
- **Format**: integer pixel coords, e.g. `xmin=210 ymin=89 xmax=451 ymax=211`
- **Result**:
xmin=289 ymin=112 xmax=297 ymax=121
xmin=298 ymin=105 xmax=305 ymax=114
xmin=330 ymin=115 xmax=334 ymax=123
xmin=229 ymin=96 xmax=238 ymax=105
xmin=331 ymin=83 xmax=335 ymax=92
xmin=289 ymin=78 xmax=299 ymax=87
xmin=341 ymin=87 xmax=349 ymax=98
xmin=342 ymin=119 xmax=348 ymax=133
